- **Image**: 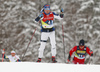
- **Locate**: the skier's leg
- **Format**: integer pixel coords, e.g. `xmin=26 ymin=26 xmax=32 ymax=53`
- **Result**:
xmin=37 ymin=32 xmax=49 ymax=62
xmin=38 ymin=42 xmax=46 ymax=58
xmin=72 ymin=60 xmax=77 ymax=64
xmin=79 ymin=62 xmax=84 ymax=64
xmin=49 ymin=31 xmax=57 ymax=62
xmin=49 ymin=31 xmax=56 ymax=56
xmin=38 ymin=32 xmax=49 ymax=58
xmin=79 ymin=60 xmax=84 ymax=64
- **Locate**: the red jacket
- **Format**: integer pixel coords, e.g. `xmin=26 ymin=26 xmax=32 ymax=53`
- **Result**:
xmin=68 ymin=46 xmax=93 ymax=63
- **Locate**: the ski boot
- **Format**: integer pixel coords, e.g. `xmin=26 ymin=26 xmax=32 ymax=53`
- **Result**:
xmin=52 ymin=56 xmax=57 ymax=63
xmin=36 ymin=58 xmax=41 ymax=62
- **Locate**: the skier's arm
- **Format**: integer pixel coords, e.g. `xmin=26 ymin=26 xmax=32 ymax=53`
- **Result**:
xmin=86 ymin=47 xmax=93 ymax=56
xmin=2 ymin=54 xmax=9 ymax=59
xmin=67 ymin=46 xmax=77 ymax=61
xmin=53 ymin=8 xmax=64 ymax=19
xmin=15 ymin=56 xmax=21 ymax=62
xmin=35 ymin=14 xmax=43 ymax=22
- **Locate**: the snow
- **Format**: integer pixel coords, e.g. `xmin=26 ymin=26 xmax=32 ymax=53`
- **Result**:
xmin=77 ymin=0 xmax=94 ymax=13
xmin=63 ymin=21 xmax=67 ymax=25
xmin=4 ymin=1 xmax=16 ymax=5
xmin=75 ymin=18 xmax=87 ymax=24
xmin=28 ymin=1 xmax=36 ymax=6
xmin=0 ymin=63 xmax=100 ymax=72
xmin=77 ymin=6 xmax=87 ymax=13
xmin=83 ymin=24 xmax=93 ymax=30
xmin=25 ymin=51 xmax=32 ymax=56
xmin=51 ymin=4 xmax=59 ymax=10
xmin=81 ymin=0 xmax=94 ymax=6
xmin=45 ymin=52 xmax=51 ymax=57
xmin=93 ymin=31 xmax=100 ymax=35
xmin=93 ymin=7 xmax=100 ymax=12
xmin=92 ymin=16 xmax=100 ymax=21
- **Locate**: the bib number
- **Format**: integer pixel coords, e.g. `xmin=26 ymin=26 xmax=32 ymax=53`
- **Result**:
xmin=79 ymin=54 xmax=83 ymax=58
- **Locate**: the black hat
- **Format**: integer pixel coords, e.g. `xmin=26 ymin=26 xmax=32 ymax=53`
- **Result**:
xmin=79 ymin=39 xmax=85 ymax=46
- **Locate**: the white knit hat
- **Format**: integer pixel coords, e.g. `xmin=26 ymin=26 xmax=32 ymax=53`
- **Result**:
xmin=11 ymin=50 xmax=16 ymax=53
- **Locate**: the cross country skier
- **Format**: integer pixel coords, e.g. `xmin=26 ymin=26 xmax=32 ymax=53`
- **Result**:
xmin=67 ymin=39 xmax=93 ymax=64
xmin=2 ymin=50 xmax=21 ymax=62
xmin=35 ymin=4 xmax=64 ymax=63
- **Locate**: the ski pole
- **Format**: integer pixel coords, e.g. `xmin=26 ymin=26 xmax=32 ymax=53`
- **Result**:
xmin=2 ymin=49 xmax=5 ymax=62
xmin=89 ymin=56 xmax=93 ymax=64
xmin=21 ymin=28 xmax=37 ymax=61
xmin=60 ymin=7 xmax=66 ymax=63
xmin=89 ymin=56 xmax=91 ymax=64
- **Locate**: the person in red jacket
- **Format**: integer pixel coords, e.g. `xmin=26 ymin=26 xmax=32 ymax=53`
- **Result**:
xmin=67 ymin=39 xmax=93 ymax=64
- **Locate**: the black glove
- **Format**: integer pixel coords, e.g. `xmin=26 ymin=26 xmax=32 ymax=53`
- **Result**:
xmin=90 ymin=50 xmax=93 ymax=56
xmin=35 ymin=16 xmax=40 ymax=22
xmin=61 ymin=8 xmax=64 ymax=13
xmin=60 ymin=14 xmax=64 ymax=18
xmin=68 ymin=54 xmax=71 ymax=61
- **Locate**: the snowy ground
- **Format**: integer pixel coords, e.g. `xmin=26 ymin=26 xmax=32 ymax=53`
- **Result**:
xmin=0 ymin=62 xmax=100 ymax=72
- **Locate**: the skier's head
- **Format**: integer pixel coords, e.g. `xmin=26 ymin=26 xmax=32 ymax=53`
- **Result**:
xmin=11 ymin=50 xmax=16 ymax=57
xmin=79 ymin=39 xmax=85 ymax=49
xmin=43 ymin=4 xmax=50 ymax=14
